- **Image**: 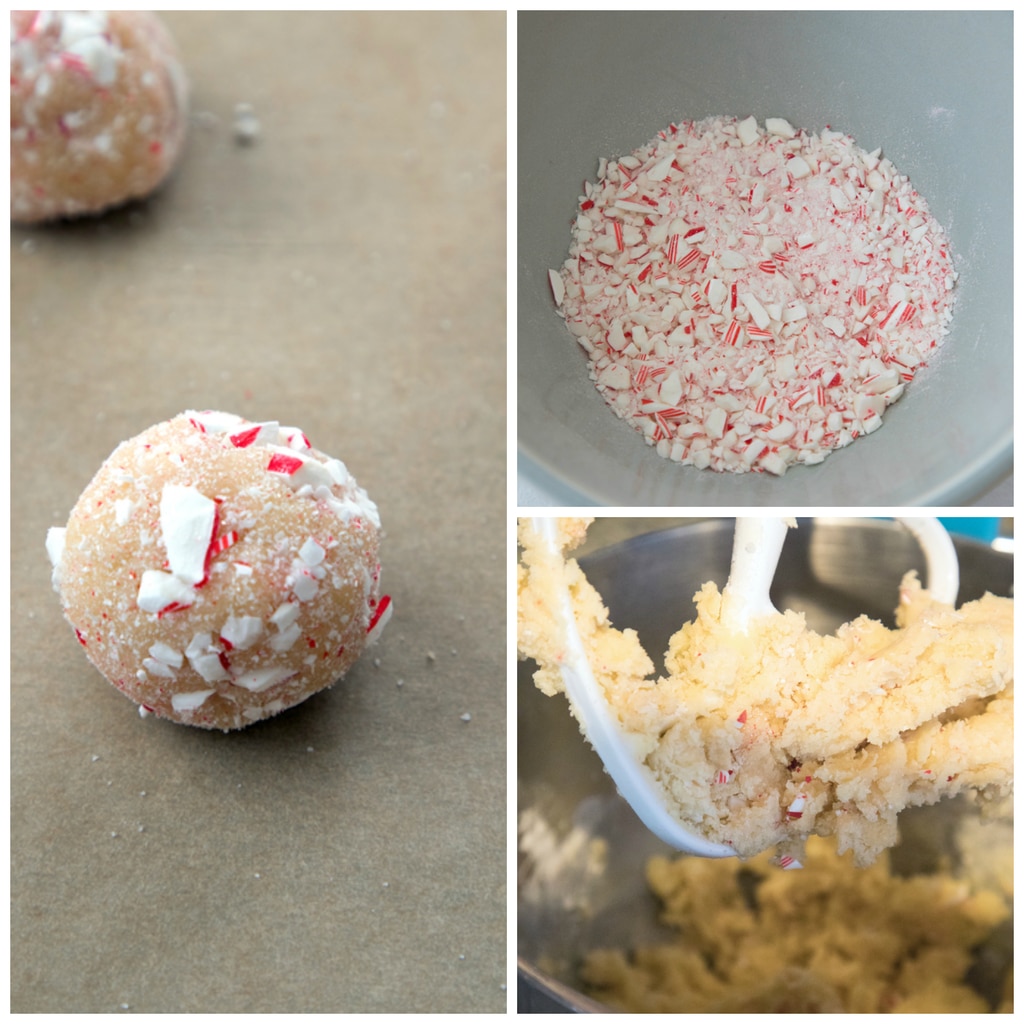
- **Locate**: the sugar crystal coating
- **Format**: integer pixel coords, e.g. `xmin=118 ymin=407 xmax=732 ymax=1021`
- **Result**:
xmin=46 ymin=411 xmax=390 ymax=730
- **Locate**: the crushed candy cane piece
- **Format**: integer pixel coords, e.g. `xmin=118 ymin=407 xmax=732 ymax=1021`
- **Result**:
xmin=366 ymin=594 xmax=393 ymax=643
xmin=233 ymin=666 xmax=295 ymax=693
xmin=171 ymin=689 xmax=216 ymax=712
xmin=137 ymin=570 xmax=194 ymax=614
xmin=219 ymin=615 xmax=264 ymax=651
xmin=160 ymin=484 xmax=217 ymax=585
xmin=298 ymin=538 xmax=326 ymax=567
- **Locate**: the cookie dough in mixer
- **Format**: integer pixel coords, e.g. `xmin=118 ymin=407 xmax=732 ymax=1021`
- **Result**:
xmin=517 ymin=518 xmax=1012 ymax=865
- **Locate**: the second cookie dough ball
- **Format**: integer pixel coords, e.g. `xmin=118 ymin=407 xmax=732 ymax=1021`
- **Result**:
xmin=11 ymin=10 xmax=188 ymax=223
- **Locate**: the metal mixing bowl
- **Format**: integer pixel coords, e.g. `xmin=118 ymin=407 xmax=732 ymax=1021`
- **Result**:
xmin=518 ymin=519 xmax=1013 ymax=1011
xmin=518 ymin=11 xmax=1012 ymax=505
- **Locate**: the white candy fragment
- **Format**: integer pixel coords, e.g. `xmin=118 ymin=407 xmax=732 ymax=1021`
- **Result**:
xmin=862 ymin=369 xmax=901 ymax=395
xmin=822 ymin=315 xmax=845 ymax=337
xmin=190 ymin=654 xmax=231 ymax=683
xmin=632 ymin=324 xmax=652 ymax=353
xmin=60 ymin=14 xmax=120 ymax=88
xmin=736 ymin=115 xmax=759 ymax=146
xmin=46 ymin=526 xmax=66 ymax=567
xmin=787 ymin=155 xmax=811 ymax=179
xmin=705 ymin=407 xmax=727 ymax=440
xmin=185 ymin=632 xmax=214 ymax=659
xmin=233 ymin=667 xmax=295 ymax=693
xmin=160 ymin=484 xmax=216 ymax=585
xmin=323 ymin=458 xmax=350 ymax=488
xmin=548 ymin=269 xmax=565 ymax=306
xmin=58 ymin=11 xmax=108 ymax=46
xmin=46 ymin=527 xmax=66 ymax=589
xmin=142 ymin=658 xmax=177 ymax=680
xmin=704 ymin=278 xmax=727 ymax=308
xmin=270 ymin=602 xmax=301 ymax=631
xmin=740 ymin=292 xmax=771 ymax=330
xmin=148 ymin=642 xmax=183 ymax=668
xmin=768 ymin=420 xmax=797 ymax=442
xmin=597 ymin=363 xmax=630 ymax=389
xmin=171 ymin=690 xmax=216 ymax=712
xmin=184 ymin=632 xmax=231 ymax=682
xmin=270 ymin=623 xmax=301 ymax=653
xmin=607 ymin=321 xmax=628 ymax=351
xmin=647 ymin=154 xmax=675 ymax=181
xmin=830 ymin=186 xmax=851 ymax=212
xmin=299 ymin=538 xmax=326 ymax=567
xmin=776 ymin=354 xmax=797 ymax=380
xmin=291 ymin=570 xmax=320 ymax=603
xmin=765 ymin=117 xmax=796 ymax=139
xmin=220 ymin=615 xmax=264 ymax=651
xmin=137 ymin=570 xmax=195 ymax=613
xmin=659 ymin=371 xmax=684 ymax=407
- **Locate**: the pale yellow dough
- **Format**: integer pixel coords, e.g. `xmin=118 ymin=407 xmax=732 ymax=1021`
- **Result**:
xmin=581 ymin=835 xmax=1012 ymax=1013
xmin=517 ymin=518 xmax=1013 ymax=865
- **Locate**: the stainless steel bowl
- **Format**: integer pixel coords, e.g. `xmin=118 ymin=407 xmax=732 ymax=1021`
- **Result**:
xmin=518 ymin=11 xmax=1012 ymax=505
xmin=518 ymin=519 xmax=1013 ymax=1012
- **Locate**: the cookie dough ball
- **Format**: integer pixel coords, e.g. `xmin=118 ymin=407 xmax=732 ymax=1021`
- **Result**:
xmin=11 ymin=10 xmax=188 ymax=223
xmin=46 ymin=411 xmax=393 ymax=730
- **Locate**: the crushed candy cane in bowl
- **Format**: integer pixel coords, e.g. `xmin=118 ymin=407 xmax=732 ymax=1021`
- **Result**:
xmin=550 ymin=115 xmax=956 ymax=477
xmin=518 ymin=11 xmax=1011 ymax=505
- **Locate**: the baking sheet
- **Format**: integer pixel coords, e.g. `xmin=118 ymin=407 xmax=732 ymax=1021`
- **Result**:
xmin=11 ymin=11 xmax=506 ymax=1012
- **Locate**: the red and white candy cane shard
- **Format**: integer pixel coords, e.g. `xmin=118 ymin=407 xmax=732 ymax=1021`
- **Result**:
xmin=229 ymin=425 xmax=262 ymax=448
xmin=786 ymin=794 xmax=807 ymax=819
xmin=209 ymin=530 xmax=239 ymax=558
xmin=878 ymin=301 xmax=908 ymax=330
xmin=366 ymin=594 xmax=392 ymax=643
xmin=677 ymin=247 xmax=701 ymax=271
xmin=267 ymin=452 xmax=304 ymax=477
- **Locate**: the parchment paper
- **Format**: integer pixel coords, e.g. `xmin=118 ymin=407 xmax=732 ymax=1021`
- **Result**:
xmin=11 ymin=11 xmax=507 ymax=1012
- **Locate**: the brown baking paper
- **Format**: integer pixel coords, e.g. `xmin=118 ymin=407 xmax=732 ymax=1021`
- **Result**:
xmin=11 ymin=11 xmax=506 ymax=1012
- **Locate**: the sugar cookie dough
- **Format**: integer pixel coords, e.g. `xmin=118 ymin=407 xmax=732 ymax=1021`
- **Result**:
xmin=582 ymin=834 xmax=1012 ymax=1013
xmin=47 ymin=411 xmax=392 ymax=730
xmin=11 ymin=10 xmax=188 ymax=223
xmin=517 ymin=518 xmax=1012 ymax=865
